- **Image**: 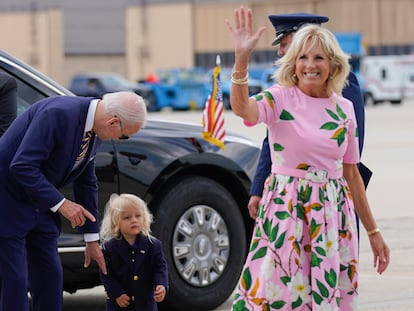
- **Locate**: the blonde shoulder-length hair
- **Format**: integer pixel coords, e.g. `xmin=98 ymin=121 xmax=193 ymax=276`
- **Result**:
xmin=275 ymin=24 xmax=351 ymax=95
xmin=100 ymin=193 xmax=153 ymax=245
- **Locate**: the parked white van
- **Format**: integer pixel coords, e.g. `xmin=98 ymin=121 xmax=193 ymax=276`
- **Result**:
xmin=361 ymin=54 xmax=414 ymax=105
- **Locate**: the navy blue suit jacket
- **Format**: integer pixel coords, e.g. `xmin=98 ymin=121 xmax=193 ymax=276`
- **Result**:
xmin=250 ymin=72 xmax=372 ymax=196
xmin=100 ymin=235 xmax=169 ymax=311
xmin=0 ymin=96 xmax=101 ymax=237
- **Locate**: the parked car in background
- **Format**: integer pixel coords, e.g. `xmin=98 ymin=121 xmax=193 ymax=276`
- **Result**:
xmin=69 ymin=72 xmax=163 ymax=111
xmin=142 ymin=67 xmax=210 ymax=110
xmin=248 ymin=64 xmax=278 ymax=89
xmin=0 ymin=49 xmax=260 ymax=311
xmin=210 ymin=67 xmax=265 ymax=110
xmin=361 ymin=55 xmax=414 ymax=106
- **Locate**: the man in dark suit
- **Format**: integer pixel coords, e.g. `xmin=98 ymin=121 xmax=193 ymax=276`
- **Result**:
xmin=0 ymin=91 xmax=147 ymax=311
xmin=0 ymin=73 xmax=17 ymax=137
xmin=248 ymin=13 xmax=372 ymax=220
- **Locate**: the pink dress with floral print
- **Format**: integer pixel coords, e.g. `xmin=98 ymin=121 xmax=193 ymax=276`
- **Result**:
xmin=232 ymin=85 xmax=360 ymax=311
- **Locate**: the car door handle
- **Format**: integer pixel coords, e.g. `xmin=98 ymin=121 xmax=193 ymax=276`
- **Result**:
xmin=119 ymin=151 xmax=147 ymax=165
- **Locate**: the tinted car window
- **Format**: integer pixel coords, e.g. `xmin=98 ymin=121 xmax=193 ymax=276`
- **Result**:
xmin=0 ymin=68 xmax=47 ymax=114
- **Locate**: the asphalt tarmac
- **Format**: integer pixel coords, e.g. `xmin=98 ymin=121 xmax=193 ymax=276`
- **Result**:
xmin=63 ymin=100 xmax=414 ymax=311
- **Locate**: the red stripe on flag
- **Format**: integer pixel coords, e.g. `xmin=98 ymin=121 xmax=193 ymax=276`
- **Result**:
xmin=202 ymin=60 xmax=225 ymax=149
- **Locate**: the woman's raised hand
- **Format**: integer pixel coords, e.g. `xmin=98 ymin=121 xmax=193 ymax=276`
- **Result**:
xmin=225 ymin=6 xmax=266 ymax=59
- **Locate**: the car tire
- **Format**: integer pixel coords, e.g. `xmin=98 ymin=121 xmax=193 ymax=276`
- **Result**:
xmin=222 ymin=94 xmax=231 ymax=110
xmin=145 ymin=91 xmax=159 ymax=112
xmin=364 ymin=93 xmax=377 ymax=106
xmin=152 ymin=176 xmax=247 ymax=311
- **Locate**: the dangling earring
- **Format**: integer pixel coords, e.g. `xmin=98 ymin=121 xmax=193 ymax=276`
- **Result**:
xmin=293 ymin=73 xmax=297 ymax=81
xmin=329 ymin=74 xmax=333 ymax=80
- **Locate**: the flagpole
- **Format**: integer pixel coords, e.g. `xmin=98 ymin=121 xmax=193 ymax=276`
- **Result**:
xmin=209 ymin=55 xmax=220 ymax=132
xmin=201 ymin=54 xmax=226 ymax=149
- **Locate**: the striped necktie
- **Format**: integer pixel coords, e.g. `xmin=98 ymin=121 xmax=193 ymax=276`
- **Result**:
xmin=76 ymin=130 xmax=94 ymax=161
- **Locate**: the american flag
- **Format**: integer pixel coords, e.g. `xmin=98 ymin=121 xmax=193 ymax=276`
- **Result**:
xmin=202 ymin=55 xmax=225 ymax=149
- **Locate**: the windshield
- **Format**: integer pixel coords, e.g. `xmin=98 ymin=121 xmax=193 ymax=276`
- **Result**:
xmin=99 ymin=75 xmax=130 ymax=88
xmin=158 ymin=69 xmax=207 ymax=84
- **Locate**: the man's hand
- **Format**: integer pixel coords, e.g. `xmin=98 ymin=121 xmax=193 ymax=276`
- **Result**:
xmin=247 ymin=195 xmax=261 ymax=220
xmin=58 ymin=199 xmax=96 ymax=228
xmin=84 ymin=241 xmax=107 ymax=275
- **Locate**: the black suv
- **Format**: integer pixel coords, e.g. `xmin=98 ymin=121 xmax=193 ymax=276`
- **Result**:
xmin=0 ymin=50 xmax=260 ymax=311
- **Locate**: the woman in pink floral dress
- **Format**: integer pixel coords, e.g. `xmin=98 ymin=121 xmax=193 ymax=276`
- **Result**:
xmin=225 ymin=7 xmax=390 ymax=311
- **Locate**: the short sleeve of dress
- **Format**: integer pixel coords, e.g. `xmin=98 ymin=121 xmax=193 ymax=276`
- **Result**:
xmin=341 ymin=96 xmax=360 ymax=164
xmin=244 ymin=85 xmax=283 ymax=127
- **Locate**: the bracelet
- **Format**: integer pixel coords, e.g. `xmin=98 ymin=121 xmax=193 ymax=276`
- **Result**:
xmin=231 ymin=71 xmax=249 ymax=85
xmin=231 ymin=77 xmax=249 ymax=85
xmin=367 ymin=228 xmax=380 ymax=236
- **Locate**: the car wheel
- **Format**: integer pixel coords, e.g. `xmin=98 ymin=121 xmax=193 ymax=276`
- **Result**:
xmin=145 ymin=91 xmax=159 ymax=112
xmin=364 ymin=93 xmax=377 ymax=106
xmin=153 ymin=176 xmax=247 ymax=311
xmin=222 ymin=94 xmax=231 ymax=110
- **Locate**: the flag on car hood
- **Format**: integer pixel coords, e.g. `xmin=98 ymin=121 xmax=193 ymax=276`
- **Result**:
xmin=202 ymin=55 xmax=225 ymax=149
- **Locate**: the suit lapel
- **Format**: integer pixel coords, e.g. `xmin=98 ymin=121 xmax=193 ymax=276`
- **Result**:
xmin=115 ymin=235 xmax=152 ymax=272
xmin=133 ymin=235 xmax=151 ymax=274
xmin=116 ymin=238 xmax=136 ymax=270
xmin=60 ymin=101 xmax=92 ymax=185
